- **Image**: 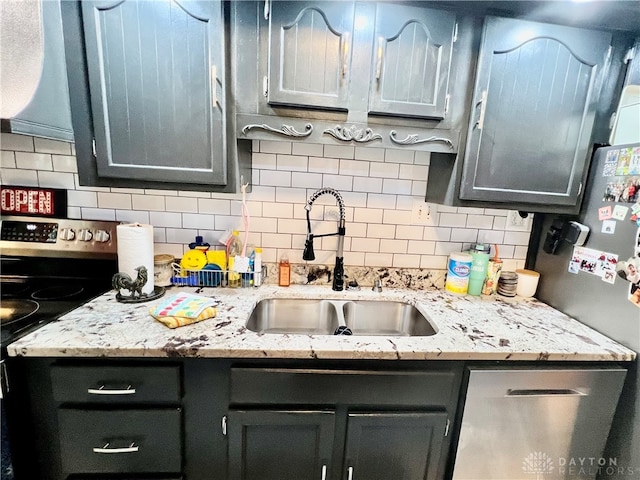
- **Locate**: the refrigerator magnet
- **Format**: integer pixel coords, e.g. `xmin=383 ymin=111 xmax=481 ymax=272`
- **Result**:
xmin=612 ymin=205 xmax=629 ymax=221
xmin=603 ymin=149 xmax=619 ymax=177
xmin=602 ymin=220 xmax=616 ymax=235
xmin=599 ymin=206 xmax=613 ymax=220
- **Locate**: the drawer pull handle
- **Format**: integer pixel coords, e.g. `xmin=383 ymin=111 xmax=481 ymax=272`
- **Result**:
xmin=321 ymin=464 xmax=327 ymax=480
xmin=87 ymin=384 xmax=136 ymax=395
xmin=93 ymin=442 xmax=139 ymax=454
xmin=506 ymin=388 xmax=587 ymax=397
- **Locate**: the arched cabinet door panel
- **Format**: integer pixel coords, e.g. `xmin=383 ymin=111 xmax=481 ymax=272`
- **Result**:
xmin=368 ymin=4 xmax=456 ymax=120
xmin=267 ymin=1 xmax=354 ymax=111
xmin=82 ymin=0 xmax=227 ymax=185
xmin=460 ymin=16 xmax=611 ymax=206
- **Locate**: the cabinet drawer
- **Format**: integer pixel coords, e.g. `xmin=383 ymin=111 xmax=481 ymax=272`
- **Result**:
xmin=231 ymin=368 xmax=458 ymax=407
xmin=58 ymin=408 xmax=182 ymax=474
xmin=51 ymin=365 xmax=181 ymax=404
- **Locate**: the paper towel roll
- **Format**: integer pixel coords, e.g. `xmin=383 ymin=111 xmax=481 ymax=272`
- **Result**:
xmin=116 ymin=223 xmax=155 ymax=295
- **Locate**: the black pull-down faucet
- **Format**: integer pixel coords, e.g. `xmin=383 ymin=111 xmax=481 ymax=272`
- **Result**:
xmin=302 ymin=187 xmax=346 ymax=291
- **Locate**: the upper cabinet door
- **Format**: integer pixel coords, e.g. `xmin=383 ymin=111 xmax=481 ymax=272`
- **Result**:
xmin=267 ymin=1 xmax=354 ymax=111
xmin=460 ymin=16 xmax=611 ymax=206
xmin=81 ymin=0 xmax=226 ymax=185
xmin=368 ymin=4 xmax=456 ymax=120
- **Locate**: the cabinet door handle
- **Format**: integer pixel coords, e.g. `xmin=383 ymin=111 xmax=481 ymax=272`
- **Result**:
xmin=87 ymin=384 xmax=136 ymax=395
xmin=93 ymin=442 xmax=139 ymax=454
xmin=321 ymin=464 xmax=327 ymax=480
xmin=475 ymin=90 xmax=488 ymax=130
xmin=211 ymin=65 xmax=217 ymax=106
xmin=506 ymin=388 xmax=587 ymax=397
xmin=375 ymin=36 xmax=384 ymax=80
xmin=341 ymin=33 xmax=350 ymax=79
xmin=347 ymin=466 xmax=354 ymax=480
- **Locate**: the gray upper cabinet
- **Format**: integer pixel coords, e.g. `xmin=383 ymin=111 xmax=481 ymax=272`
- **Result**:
xmin=368 ymin=4 xmax=456 ymax=120
xmin=233 ymin=1 xmax=463 ymax=152
xmin=1 ymin=0 xmax=74 ymax=142
xmin=81 ymin=0 xmax=226 ymax=185
xmin=267 ymin=2 xmax=354 ymax=111
xmin=459 ymin=16 xmax=612 ymax=206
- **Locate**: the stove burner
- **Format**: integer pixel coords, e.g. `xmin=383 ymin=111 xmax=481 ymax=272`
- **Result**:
xmin=0 ymin=299 xmax=39 ymax=325
xmin=0 ymin=282 xmax=30 ymax=298
xmin=31 ymin=285 xmax=84 ymax=301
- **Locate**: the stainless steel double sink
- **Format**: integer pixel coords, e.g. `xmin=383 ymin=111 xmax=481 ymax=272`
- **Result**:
xmin=246 ymin=298 xmax=437 ymax=336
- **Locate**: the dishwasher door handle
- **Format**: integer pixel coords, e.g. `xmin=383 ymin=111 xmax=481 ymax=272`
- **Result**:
xmin=506 ymin=388 xmax=587 ymax=397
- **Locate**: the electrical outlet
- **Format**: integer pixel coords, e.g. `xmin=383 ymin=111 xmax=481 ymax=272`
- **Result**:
xmin=411 ymin=200 xmax=434 ymax=224
xmin=506 ymin=210 xmax=532 ymax=231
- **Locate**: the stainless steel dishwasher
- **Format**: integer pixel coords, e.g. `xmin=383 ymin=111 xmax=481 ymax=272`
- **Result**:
xmin=452 ymin=367 xmax=627 ymax=480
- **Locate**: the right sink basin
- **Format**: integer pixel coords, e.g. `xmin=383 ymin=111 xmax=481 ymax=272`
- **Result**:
xmin=343 ymin=300 xmax=437 ymax=337
xmin=245 ymin=298 xmax=437 ymax=337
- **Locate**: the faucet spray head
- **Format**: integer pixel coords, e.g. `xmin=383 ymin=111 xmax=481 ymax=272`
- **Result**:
xmin=303 ymin=234 xmax=315 ymax=261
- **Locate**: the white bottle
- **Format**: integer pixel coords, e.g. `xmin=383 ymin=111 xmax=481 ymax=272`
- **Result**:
xmin=253 ymin=247 xmax=263 ymax=287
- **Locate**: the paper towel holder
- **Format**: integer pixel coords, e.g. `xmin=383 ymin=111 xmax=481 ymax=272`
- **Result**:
xmin=112 ymin=266 xmax=165 ymax=303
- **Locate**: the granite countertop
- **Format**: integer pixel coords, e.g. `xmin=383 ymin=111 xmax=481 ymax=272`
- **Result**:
xmin=7 ymin=285 xmax=636 ymax=361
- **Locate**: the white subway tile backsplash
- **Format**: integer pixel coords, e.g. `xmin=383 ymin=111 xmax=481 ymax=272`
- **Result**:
xmin=252 ymin=153 xmax=277 ymax=170
xmin=132 ymin=194 xmax=166 ymax=211
xmin=504 ymin=231 xmax=531 ymax=245
xmin=367 ymin=223 xmax=395 ymax=239
xmin=37 ymin=171 xmax=75 ymax=189
xmin=407 ymin=240 xmax=436 ymax=255
xmin=68 ymin=190 xmax=98 ymax=208
xmin=324 ymin=144 xmax=354 ymax=159
xmin=277 ymin=154 xmax=308 ymax=172
xmin=435 ymin=242 xmax=463 ymax=255
xmin=396 ymin=225 xmax=425 ymax=240
xmin=116 ymin=210 xmax=150 ymax=224
xmin=370 ymin=162 xmax=399 ymax=178
xmin=439 ymin=213 xmax=467 ymax=228
xmin=292 ymin=143 xmax=324 ymax=157
xmin=393 ymin=254 xmax=421 ymax=268
xmin=51 ymin=155 xmax=77 ymax=173
xmin=291 ymin=172 xmax=323 ymax=189
xmin=308 ymin=157 xmax=339 ymax=174
xmin=149 ymin=211 xmax=182 ymax=228
xmin=1 ymin=168 xmax=38 ymax=186
xmin=165 ymin=196 xmax=198 ymax=213
xmin=354 ymin=146 xmax=385 ymax=161
xmin=365 ymin=253 xmax=393 ymax=267
xmin=420 ymin=255 xmax=448 ymax=269
xmin=198 ymin=198 xmax=232 ymax=215
xmin=1 ymin=133 xmax=34 ymax=152
xmin=260 ymin=169 xmax=292 ymax=187
xmin=451 ymin=228 xmax=478 ymax=243
xmin=368 ymin=193 xmax=396 ymax=209
xmin=466 ymin=215 xmax=494 ymax=229
xmin=34 ymin=138 xmax=72 ymax=155
xmin=322 ymin=174 xmax=353 ymax=191
xmin=80 ymin=208 xmax=116 ymax=221
xmin=382 ymin=178 xmax=412 ymax=195
xmin=340 ymin=159 xmax=370 ymax=177
xmin=385 ymin=149 xmax=414 ymax=164
xmin=16 ymin=152 xmax=52 ymax=170
xmin=399 ymin=164 xmax=429 ymax=180
xmin=380 ymin=239 xmax=408 ymax=253
xmin=1 ymin=151 xmax=16 ymax=168
xmin=3 ymin=137 xmax=534 ymax=271
xmin=260 ymin=140 xmax=292 ymax=154
xmin=414 ymin=151 xmax=431 ymax=166
xmin=98 ymin=192 xmax=132 ymax=210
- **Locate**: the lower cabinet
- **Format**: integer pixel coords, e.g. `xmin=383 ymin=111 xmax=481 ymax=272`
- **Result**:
xmin=227 ymin=409 xmax=448 ymax=480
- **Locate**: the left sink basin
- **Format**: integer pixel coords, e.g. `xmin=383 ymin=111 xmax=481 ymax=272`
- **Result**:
xmin=246 ymin=299 xmax=340 ymax=335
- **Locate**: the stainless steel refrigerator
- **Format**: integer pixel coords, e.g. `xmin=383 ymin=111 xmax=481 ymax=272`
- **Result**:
xmin=534 ymin=142 xmax=640 ymax=475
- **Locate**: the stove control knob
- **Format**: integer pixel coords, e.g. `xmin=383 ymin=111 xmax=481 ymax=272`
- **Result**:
xmin=58 ymin=228 xmax=75 ymax=241
xmin=94 ymin=230 xmax=111 ymax=243
xmin=78 ymin=229 xmax=94 ymax=242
